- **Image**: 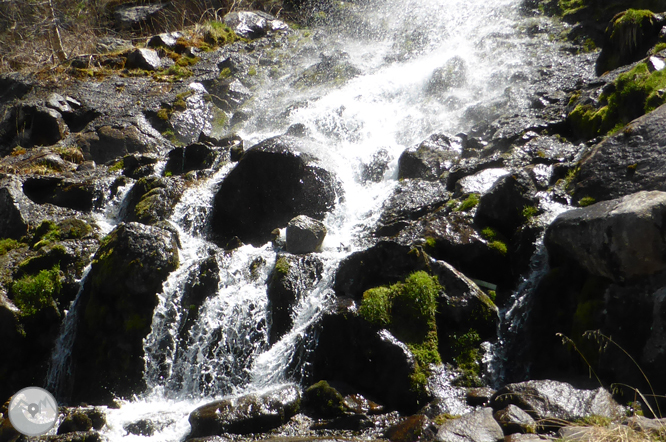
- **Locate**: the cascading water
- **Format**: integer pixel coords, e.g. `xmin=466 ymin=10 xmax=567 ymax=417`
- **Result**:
xmin=43 ymin=0 xmax=588 ymax=438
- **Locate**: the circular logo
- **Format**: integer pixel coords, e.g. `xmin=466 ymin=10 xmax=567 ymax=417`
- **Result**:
xmin=7 ymin=387 xmax=58 ymax=436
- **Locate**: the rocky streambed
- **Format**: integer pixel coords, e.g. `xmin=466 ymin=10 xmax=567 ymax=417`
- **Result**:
xmin=3 ymin=0 xmax=666 ymax=440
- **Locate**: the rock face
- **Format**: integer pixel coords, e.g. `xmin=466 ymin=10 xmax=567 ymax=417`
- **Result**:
xmin=212 ymin=136 xmax=338 ymax=246
xmin=188 ymin=384 xmax=301 ymax=437
xmin=286 ymin=215 xmax=327 ymax=254
xmin=546 ymin=191 xmax=666 ymax=282
xmin=69 ymin=222 xmax=179 ymax=404
xmin=490 ymin=380 xmax=622 ymax=424
xmin=572 ymin=104 xmax=666 ymax=203
xmin=398 ymin=133 xmax=462 ymax=181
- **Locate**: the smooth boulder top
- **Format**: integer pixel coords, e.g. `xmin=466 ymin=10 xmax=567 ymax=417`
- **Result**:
xmin=546 ymin=190 xmax=666 ymax=282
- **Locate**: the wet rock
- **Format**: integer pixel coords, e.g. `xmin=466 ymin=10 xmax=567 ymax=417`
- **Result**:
xmin=120 ymin=154 xmax=159 ymax=179
xmin=16 ymin=104 xmax=69 ymax=147
xmin=212 ymin=136 xmax=338 ymax=246
xmin=361 ymin=148 xmax=392 ymax=183
xmin=334 ymin=241 xmax=428 ymax=300
xmin=490 ymin=380 xmax=622 ymax=426
xmin=286 ymin=215 xmax=327 ymax=254
xmin=494 ymin=404 xmax=537 ymax=435
xmin=164 ymin=143 xmax=217 ymax=175
xmin=310 ymin=302 xmax=423 ymax=413
xmin=596 ymin=10 xmax=665 ymax=75
xmin=435 ymin=407 xmax=503 ymax=442
xmin=426 ymin=56 xmax=468 ymax=94
xmin=292 ymin=51 xmax=361 ymax=88
xmin=473 ymin=170 xmax=538 ymax=237
xmin=466 ymin=387 xmax=495 ymax=407
xmin=398 ymin=133 xmax=463 ymax=181
xmin=126 ymin=48 xmax=162 ymax=71
xmin=188 ymin=384 xmax=301 ymax=437
xmin=302 ymin=380 xmax=348 ymax=418
xmin=69 ymin=222 xmax=179 ymax=404
xmin=310 ymin=414 xmax=374 ymax=431
xmin=22 ymin=176 xmax=101 ymax=212
xmin=455 ymin=168 xmax=510 ymax=197
xmin=267 ymin=254 xmax=323 ymax=344
xmin=572 ymin=104 xmax=666 ymax=203
xmin=223 ymin=11 xmax=288 ymax=39
xmin=44 ymin=431 xmax=107 ymax=441
xmin=546 ymin=191 xmax=666 ymax=282
xmin=385 ymin=415 xmax=433 ymax=442
xmin=58 ymin=411 xmax=93 ymax=434
xmin=557 ymin=426 xmax=598 ymax=442
xmin=121 ymin=177 xmax=184 ymax=225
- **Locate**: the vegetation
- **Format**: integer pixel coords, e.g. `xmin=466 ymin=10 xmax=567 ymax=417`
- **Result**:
xmin=0 ymin=238 xmax=22 ymax=256
xmin=11 ymin=265 xmax=62 ymax=316
xmin=457 ymin=193 xmax=480 ymax=212
xmin=578 ymin=196 xmax=597 ymax=207
xmin=359 ymin=271 xmax=442 ymax=394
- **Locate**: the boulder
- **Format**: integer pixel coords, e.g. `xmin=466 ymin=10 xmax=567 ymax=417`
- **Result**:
xmin=77 ymin=124 xmax=160 ymax=164
xmin=95 ymin=37 xmax=133 ymax=54
xmin=494 ymin=404 xmax=537 ymax=435
xmin=490 ymin=380 xmax=622 ymax=425
xmin=455 ymin=168 xmax=510 ymax=197
xmin=398 ymin=133 xmax=463 ymax=181
xmin=69 ymin=222 xmax=179 ymax=404
xmin=164 ymin=143 xmax=217 ymax=175
xmin=595 ymin=10 xmax=665 ymax=75
xmin=188 ymin=384 xmax=300 ymax=437
xmin=473 ymin=170 xmax=537 ymax=237
xmin=375 ymin=180 xmax=451 ymax=236
xmin=310 ymin=302 xmax=423 ymax=413
xmin=147 ymin=32 xmax=182 ymax=50
xmin=426 ymin=56 xmax=468 ymax=95
xmin=286 ymin=215 xmax=327 ymax=254
xmin=435 ymin=407 xmax=504 ymax=442
xmin=121 ymin=177 xmax=183 ymax=225
xmin=572 ymin=104 xmax=666 ymax=203
xmin=292 ymin=51 xmax=361 ymax=88
xmin=114 ymin=3 xmax=163 ymax=30
xmin=223 ymin=11 xmax=288 ymax=39
xmin=546 ymin=191 xmax=666 ymax=282
xmin=126 ymin=48 xmax=162 ymax=71
xmin=385 ymin=415 xmax=433 ymax=442
xmin=22 ymin=177 xmax=101 ymax=212
xmin=16 ymin=104 xmax=69 ymax=147
xmin=0 ymin=177 xmax=29 ymax=239
xmin=267 ymin=254 xmax=323 ymax=344
xmin=120 ymin=154 xmax=159 ymax=179
xmin=211 ymin=136 xmax=338 ymax=246
xmin=302 ymin=380 xmax=348 ymax=418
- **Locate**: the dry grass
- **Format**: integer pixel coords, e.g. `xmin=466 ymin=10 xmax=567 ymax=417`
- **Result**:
xmin=0 ymin=0 xmax=286 ymax=73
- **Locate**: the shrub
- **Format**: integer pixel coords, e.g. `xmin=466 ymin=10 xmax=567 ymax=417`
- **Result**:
xmin=11 ymin=265 xmax=62 ymax=316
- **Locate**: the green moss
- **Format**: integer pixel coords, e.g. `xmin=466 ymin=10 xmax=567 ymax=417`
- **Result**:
xmin=488 ymin=240 xmax=508 ymax=255
xmin=424 ymin=237 xmax=437 ymax=249
xmin=11 ymin=265 xmax=62 ymax=316
xmin=166 ymin=65 xmax=193 ymax=80
xmin=109 ymin=159 xmax=124 ymax=172
xmin=652 ymin=42 xmax=666 ymax=54
xmin=457 ymin=193 xmax=480 ymax=212
xmin=358 ymin=286 xmax=392 ymax=327
xmin=304 ymin=380 xmax=348 ymax=417
xmin=58 ymin=219 xmax=92 ymax=239
xmin=522 ymin=205 xmax=539 ymax=221
xmin=450 ymin=329 xmax=483 ymax=387
xmin=274 ymin=256 xmax=290 ymax=276
xmin=358 ymin=271 xmax=442 ymax=396
xmin=0 ymin=238 xmax=22 ymax=255
xmin=487 ymin=290 xmax=497 ymax=302
xmin=574 ymin=415 xmax=612 ymax=427
xmin=176 ymin=56 xmax=199 ymax=67
xmin=219 ymin=67 xmax=232 ymax=78
xmin=204 ymin=21 xmax=241 ymax=46
xmin=480 ymin=227 xmax=498 ymax=241
xmin=32 ymin=220 xmax=61 ymax=249
xmin=157 ymin=108 xmax=170 ymax=121
xmin=578 ymin=196 xmax=596 ymax=207
xmin=248 ymin=67 xmax=257 ymax=76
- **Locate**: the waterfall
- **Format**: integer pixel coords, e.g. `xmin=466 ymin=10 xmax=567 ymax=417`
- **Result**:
xmin=44 ymin=0 xmax=584 ymax=438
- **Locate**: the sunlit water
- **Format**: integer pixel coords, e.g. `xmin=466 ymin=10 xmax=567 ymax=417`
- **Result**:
xmin=44 ymin=0 xmax=580 ymax=439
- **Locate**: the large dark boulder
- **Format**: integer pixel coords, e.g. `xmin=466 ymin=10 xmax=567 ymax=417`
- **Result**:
xmin=285 ymin=215 xmax=327 ymax=254
xmin=310 ymin=301 xmax=423 ymax=413
xmin=267 ymin=254 xmax=323 ymax=344
xmin=398 ymin=133 xmax=462 ymax=181
xmin=15 ymin=104 xmax=69 ymax=147
xmin=121 ymin=176 xmax=184 ymax=225
xmin=546 ymin=191 xmax=666 ymax=283
xmin=572 ymin=104 xmax=666 ymax=203
xmin=490 ymin=380 xmax=622 ymax=426
xmin=211 ymin=136 xmax=338 ymax=246
xmin=76 ymin=124 xmax=160 ymax=164
xmin=473 ymin=170 xmax=537 ymax=237
xmin=188 ymin=384 xmax=300 ymax=437
xmin=22 ymin=176 xmax=101 ymax=212
xmin=69 ymin=222 xmax=179 ymax=404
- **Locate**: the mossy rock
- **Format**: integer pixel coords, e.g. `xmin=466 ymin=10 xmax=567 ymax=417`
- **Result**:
xmin=303 ymin=380 xmax=349 ymax=418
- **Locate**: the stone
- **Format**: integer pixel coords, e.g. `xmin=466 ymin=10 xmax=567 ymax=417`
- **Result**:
xmin=223 ymin=11 xmax=287 ymax=39
xmin=126 ymin=48 xmax=162 ymax=71
xmin=114 ymin=4 xmax=163 ymax=30
xmin=0 ymin=176 xmax=29 ymax=239
xmin=398 ymin=133 xmax=463 ymax=181
xmin=120 ymin=177 xmax=183 ymax=226
xmin=360 ymin=148 xmax=392 ymax=183
xmin=164 ymin=143 xmax=217 ymax=175
xmin=385 ymin=415 xmax=433 ymax=442
xmin=286 ymin=215 xmax=327 ymax=254
xmin=546 ymin=191 xmax=666 ymax=282
xmin=572 ymin=104 xmax=666 ymax=203
xmin=267 ymin=254 xmax=323 ymax=344
xmin=494 ymin=404 xmax=537 ymax=435
xmin=473 ymin=170 xmax=538 ymax=237
xmin=77 ymin=124 xmax=159 ymax=164
xmin=557 ymin=426 xmax=598 ymax=442
xmin=147 ymin=32 xmax=182 ymax=50
xmin=95 ymin=37 xmax=133 ymax=54
xmin=466 ymin=387 xmax=495 ymax=407
xmin=426 ymin=56 xmax=468 ymax=94
xmin=292 ymin=51 xmax=361 ymax=88
xmin=455 ymin=168 xmax=510 ymax=197
xmin=16 ymin=104 xmax=69 ymax=147
xmin=188 ymin=384 xmax=300 ymax=437
xmin=22 ymin=176 xmax=101 ymax=212
xmin=120 ymin=154 xmax=159 ymax=179
xmin=57 ymin=411 xmax=93 ymax=434
xmin=436 ymin=407 xmax=504 ymax=442
xmin=69 ymin=222 xmax=179 ymax=404
xmin=302 ymin=380 xmax=348 ymax=418
xmin=490 ymin=380 xmax=622 ymax=425
xmin=212 ymin=136 xmax=338 ymax=246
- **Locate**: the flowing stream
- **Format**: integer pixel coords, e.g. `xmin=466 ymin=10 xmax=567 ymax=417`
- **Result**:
xmin=46 ymin=0 xmax=585 ymax=439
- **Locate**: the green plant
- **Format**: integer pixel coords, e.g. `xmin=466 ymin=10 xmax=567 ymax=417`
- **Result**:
xmin=109 ymin=159 xmax=124 ymax=172
xmin=0 ymin=238 xmax=22 ymax=255
xmin=11 ymin=265 xmax=62 ymax=316
xmin=522 ymin=205 xmax=539 ymax=221
xmin=481 ymin=227 xmax=498 ymax=241
xmin=358 ymin=286 xmax=392 ymax=327
xmin=32 ymin=220 xmax=60 ymax=248
xmin=274 ymin=256 xmax=290 ymax=276
xmin=579 ymin=196 xmax=596 ymax=207
xmin=457 ymin=193 xmax=480 ymax=212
